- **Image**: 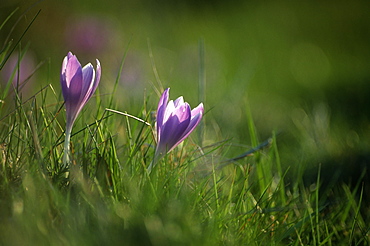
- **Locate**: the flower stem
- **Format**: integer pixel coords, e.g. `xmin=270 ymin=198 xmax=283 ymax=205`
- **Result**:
xmin=63 ymin=126 xmax=72 ymax=169
xmin=147 ymin=151 xmax=163 ymax=172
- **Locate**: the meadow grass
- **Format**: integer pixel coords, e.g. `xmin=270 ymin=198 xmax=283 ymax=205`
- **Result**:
xmin=1 ymin=8 xmax=370 ymax=246
xmin=0 ymin=73 xmax=369 ymax=245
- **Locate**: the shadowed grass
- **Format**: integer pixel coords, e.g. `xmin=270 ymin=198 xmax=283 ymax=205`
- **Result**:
xmin=0 ymin=84 xmax=369 ymax=245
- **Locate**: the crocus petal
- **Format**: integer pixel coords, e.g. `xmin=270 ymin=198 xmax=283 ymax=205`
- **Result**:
xmin=81 ymin=63 xmax=94 ymax=94
xmin=67 ymin=70 xmax=83 ymax=103
xmin=61 ymin=55 xmax=71 ymax=99
xmin=61 ymin=56 xmax=68 ymax=78
xmin=61 ymin=54 xmax=83 ymax=104
xmin=90 ymin=59 xmax=101 ymax=100
xmin=156 ymin=116 xmax=181 ymax=154
xmin=191 ymin=103 xmax=204 ymax=117
xmin=173 ymin=102 xmax=191 ymax=122
xmin=158 ymin=104 xmax=191 ymax=152
xmin=172 ymin=103 xmax=203 ymax=149
xmin=156 ymin=88 xmax=170 ymax=136
xmin=162 ymin=100 xmax=175 ymax=123
xmin=173 ymin=96 xmax=184 ymax=107
xmin=65 ymin=54 xmax=82 ymax=88
xmin=84 ymin=59 xmax=101 ymax=103
xmin=95 ymin=59 xmax=101 ymax=86
xmin=80 ymin=63 xmax=96 ymax=103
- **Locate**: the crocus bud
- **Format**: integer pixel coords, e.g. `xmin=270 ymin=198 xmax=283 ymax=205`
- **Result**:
xmin=61 ymin=51 xmax=101 ymax=130
xmin=154 ymin=88 xmax=204 ymax=161
xmin=61 ymin=51 xmax=101 ymax=167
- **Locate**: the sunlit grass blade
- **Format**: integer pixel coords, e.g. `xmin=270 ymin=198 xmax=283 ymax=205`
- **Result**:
xmin=198 ymin=38 xmax=206 ymax=147
xmin=108 ymin=36 xmax=132 ymax=109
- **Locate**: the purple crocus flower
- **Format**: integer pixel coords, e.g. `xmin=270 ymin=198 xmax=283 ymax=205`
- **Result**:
xmin=150 ymin=88 xmax=203 ymax=169
xmin=61 ymin=51 xmax=101 ymax=166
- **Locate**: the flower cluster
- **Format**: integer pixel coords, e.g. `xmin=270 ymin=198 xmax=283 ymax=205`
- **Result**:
xmin=60 ymin=52 xmax=203 ymax=171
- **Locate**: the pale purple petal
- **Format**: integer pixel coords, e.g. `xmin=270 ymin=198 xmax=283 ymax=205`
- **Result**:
xmin=67 ymin=51 xmax=74 ymax=60
xmin=156 ymin=117 xmax=181 ymax=153
xmin=81 ymin=63 xmax=94 ymax=94
xmin=60 ymin=53 xmax=73 ymax=93
xmin=160 ymin=104 xmax=190 ymax=142
xmin=156 ymin=88 xmax=170 ymax=136
xmin=77 ymin=60 xmax=101 ymax=118
xmin=90 ymin=59 xmax=101 ymax=98
xmin=61 ymin=54 xmax=81 ymax=101
xmin=165 ymin=105 xmax=192 ymax=152
xmin=63 ymin=60 xmax=83 ymax=115
xmin=172 ymin=104 xmax=203 ymax=149
xmin=84 ymin=59 xmax=101 ymax=103
xmin=191 ymin=103 xmax=204 ymax=117
xmin=173 ymin=102 xmax=191 ymax=123
xmin=80 ymin=63 xmax=95 ymax=102
xmin=163 ymin=100 xmax=176 ymax=122
xmin=95 ymin=59 xmax=101 ymax=86
xmin=61 ymin=55 xmax=68 ymax=74
xmin=60 ymin=71 xmax=68 ymax=100
xmin=173 ymin=96 xmax=184 ymax=107
xmin=65 ymin=54 xmax=82 ymax=88
xmin=156 ymin=105 xmax=191 ymax=153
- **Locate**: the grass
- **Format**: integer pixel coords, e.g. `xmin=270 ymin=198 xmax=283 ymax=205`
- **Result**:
xmin=1 ymin=5 xmax=370 ymax=246
xmin=0 ymin=71 xmax=369 ymax=245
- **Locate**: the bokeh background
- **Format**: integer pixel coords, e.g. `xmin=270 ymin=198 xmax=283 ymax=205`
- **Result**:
xmin=1 ymin=0 xmax=370 ymax=183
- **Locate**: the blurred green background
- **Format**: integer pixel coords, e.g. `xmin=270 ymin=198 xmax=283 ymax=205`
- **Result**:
xmin=1 ymin=0 xmax=370 ymax=179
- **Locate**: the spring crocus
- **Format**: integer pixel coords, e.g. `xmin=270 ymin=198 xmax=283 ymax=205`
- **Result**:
xmin=149 ymin=88 xmax=204 ymax=170
xmin=61 ymin=51 xmax=101 ymax=167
